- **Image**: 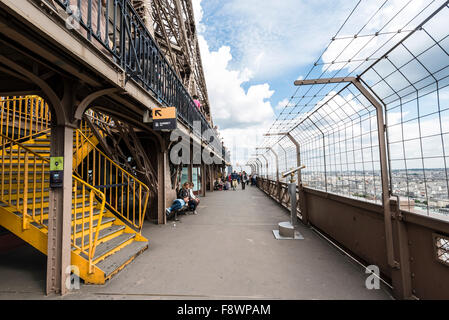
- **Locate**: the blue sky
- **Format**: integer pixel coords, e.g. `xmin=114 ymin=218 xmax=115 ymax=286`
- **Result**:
xmin=197 ymin=0 xmax=357 ymax=117
xmin=192 ymin=0 xmax=360 ymax=166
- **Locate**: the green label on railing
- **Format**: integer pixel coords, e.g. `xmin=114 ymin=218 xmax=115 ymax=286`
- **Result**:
xmin=50 ymin=157 xmax=64 ymax=171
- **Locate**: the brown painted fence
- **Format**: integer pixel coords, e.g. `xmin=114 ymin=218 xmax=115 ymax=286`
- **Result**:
xmin=257 ymin=177 xmax=449 ymax=300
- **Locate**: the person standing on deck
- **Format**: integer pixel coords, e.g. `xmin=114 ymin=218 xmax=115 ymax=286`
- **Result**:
xmin=231 ymin=171 xmax=238 ymax=191
xmin=193 ymin=95 xmax=201 ymax=112
xmin=241 ymin=172 xmax=246 ymax=190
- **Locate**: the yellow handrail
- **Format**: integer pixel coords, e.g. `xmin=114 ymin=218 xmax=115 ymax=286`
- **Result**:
xmin=72 ymin=175 xmax=107 ymax=273
xmin=74 ymin=129 xmax=149 ymax=232
xmin=0 ymin=132 xmax=107 ymax=274
xmin=0 ymin=96 xmax=51 ymax=143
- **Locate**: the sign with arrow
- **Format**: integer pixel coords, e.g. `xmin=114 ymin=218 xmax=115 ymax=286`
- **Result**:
xmin=152 ymin=107 xmax=177 ymax=130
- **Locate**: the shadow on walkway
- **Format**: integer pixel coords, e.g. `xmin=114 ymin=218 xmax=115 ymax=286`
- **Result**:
xmin=0 ymin=186 xmax=392 ymax=299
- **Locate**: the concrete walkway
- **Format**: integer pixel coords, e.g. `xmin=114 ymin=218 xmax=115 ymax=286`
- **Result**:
xmin=0 ymin=186 xmax=392 ymax=299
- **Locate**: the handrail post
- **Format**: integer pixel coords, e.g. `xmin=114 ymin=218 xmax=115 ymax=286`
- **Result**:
xmin=286 ymin=133 xmax=301 ymax=183
xmin=285 ymin=133 xmax=308 ymax=225
xmin=295 ymin=77 xmax=407 ymax=298
xmin=267 ymin=147 xmax=281 ymax=201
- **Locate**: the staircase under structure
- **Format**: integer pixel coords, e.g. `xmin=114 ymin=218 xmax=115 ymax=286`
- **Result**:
xmin=0 ymin=96 xmax=150 ymax=284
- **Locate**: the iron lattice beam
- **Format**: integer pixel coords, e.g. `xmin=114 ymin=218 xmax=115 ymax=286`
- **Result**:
xmin=131 ymin=0 xmax=212 ymax=123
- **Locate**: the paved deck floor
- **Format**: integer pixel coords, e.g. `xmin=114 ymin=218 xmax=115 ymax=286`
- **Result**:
xmin=0 ymin=186 xmax=392 ymax=300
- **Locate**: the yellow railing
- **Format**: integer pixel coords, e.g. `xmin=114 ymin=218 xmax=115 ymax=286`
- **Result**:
xmin=0 ymin=96 xmax=51 ymax=143
xmin=0 ymin=132 xmax=106 ymax=274
xmin=72 ymin=175 xmax=107 ymax=273
xmin=74 ymin=129 xmax=149 ymax=232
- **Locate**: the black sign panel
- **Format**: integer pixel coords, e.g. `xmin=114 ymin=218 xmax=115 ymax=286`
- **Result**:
xmin=153 ymin=118 xmax=177 ymax=130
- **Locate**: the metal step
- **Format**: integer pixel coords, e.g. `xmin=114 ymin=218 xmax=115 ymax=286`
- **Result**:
xmin=26 ymin=205 xmax=101 ymax=216
xmin=72 ymin=216 xmax=115 ymax=234
xmin=74 ymin=225 xmax=125 ymax=247
xmin=1 ymin=179 xmax=49 ymax=185
xmin=96 ymin=240 xmax=148 ymax=278
xmin=78 ymin=232 xmax=136 ymax=261
xmin=21 ymin=144 xmax=50 ymax=148
xmin=1 ymin=171 xmax=48 ymax=176
xmin=0 ymin=155 xmax=48 ymax=161
xmin=1 ymin=149 xmax=50 ymax=154
xmin=2 ymin=188 xmax=50 ymax=195
xmin=27 ymin=215 xmax=116 ymax=232
xmin=0 ymin=163 xmax=50 ymax=167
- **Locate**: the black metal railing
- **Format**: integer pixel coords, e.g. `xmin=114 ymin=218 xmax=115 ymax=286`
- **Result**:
xmin=53 ymin=0 xmax=221 ymax=154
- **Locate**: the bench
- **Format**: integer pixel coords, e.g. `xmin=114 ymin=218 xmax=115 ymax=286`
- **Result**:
xmin=167 ymin=203 xmax=192 ymax=221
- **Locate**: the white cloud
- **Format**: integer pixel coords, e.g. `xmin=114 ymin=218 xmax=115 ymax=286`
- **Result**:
xmin=196 ymin=0 xmax=359 ymax=81
xmin=198 ymin=37 xmax=275 ymax=130
xmin=196 ymin=20 xmax=276 ymax=165
xmin=275 ymin=98 xmax=293 ymax=111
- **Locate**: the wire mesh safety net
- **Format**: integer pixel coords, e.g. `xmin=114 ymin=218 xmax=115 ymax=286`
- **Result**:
xmin=250 ymin=0 xmax=449 ymax=219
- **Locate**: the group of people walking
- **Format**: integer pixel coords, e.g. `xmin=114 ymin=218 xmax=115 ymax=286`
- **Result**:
xmin=213 ymin=171 xmax=257 ymax=191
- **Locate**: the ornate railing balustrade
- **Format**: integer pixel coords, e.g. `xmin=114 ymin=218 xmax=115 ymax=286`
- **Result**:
xmin=53 ymin=0 xmax=221 ymax=152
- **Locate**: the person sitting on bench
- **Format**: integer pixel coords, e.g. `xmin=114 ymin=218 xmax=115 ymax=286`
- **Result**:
xmin=188 ymin=182 xmax=200 ymax=214
xmin=166 ymin=182 xmax=190 ymax=218
xmin=214 ymin=178 xmax=223 ymax=191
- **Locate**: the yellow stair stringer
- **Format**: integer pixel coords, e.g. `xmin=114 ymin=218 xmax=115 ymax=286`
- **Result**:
xmin=0 ymin=203 xmax=148 ymax=285
xmin=72 ymin=134 xmax=100 ymax=168
xmin=0 ymin=205 xmax=107 ymax=284
xmin=0 ymin=127 xmax=149 ymax=285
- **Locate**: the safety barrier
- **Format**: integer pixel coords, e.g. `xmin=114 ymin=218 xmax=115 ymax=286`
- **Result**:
xmin=74 ymin=128 xmax=149 ymax=232
xmin=257 ymin=176 xmax=449 ymax=299
xmin=0 ymin=132 xmax=107 ymax=273
xmin=0 ymin=96 xmax=50 ymax=143
xmin=53 ymin=0 xmax=220 ymax=149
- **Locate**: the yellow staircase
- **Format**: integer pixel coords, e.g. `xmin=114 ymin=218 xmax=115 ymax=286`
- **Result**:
xmin=0 ymin=98 xmax=150 ymax=285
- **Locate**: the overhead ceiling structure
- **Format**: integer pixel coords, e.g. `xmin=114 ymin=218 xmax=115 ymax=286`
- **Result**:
xmin=131 ymin=0 xmax=212 ymax=124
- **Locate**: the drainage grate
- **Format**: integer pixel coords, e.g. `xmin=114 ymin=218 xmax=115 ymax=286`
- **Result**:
xmin=433 ymin=233 xmax=449 ymax=267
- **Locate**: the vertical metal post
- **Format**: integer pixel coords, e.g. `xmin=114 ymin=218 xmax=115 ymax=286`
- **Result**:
xmin=157 ymin=142 xmax=167 ymax=225
xmin=201 ymin=163 xmax=206 ymax=197
xmin=286 ymin=133 xmax=301 ymax=183
xmin=188 ymin=146 xmax=193 ymax=183
xmin=208 ymin=165 xmax=214 ymax=192
xmin=286 ymin=133 xmax=307 ymax=225
xmin=352 ymin=78 xmax=399 ymax=269
xmin=310 ymin=122 xmax=327 ymax=192
xmin=278 ymin=143 xmax=288 ymax=174
xmin=295 ymin=77 xmax=401 ymax=273
xmin=268 ymin=148 xmax=280 ymax=183
xmin=255 ymin=159 xmax=262 ymax=176
xmin=47 ymin=124 xmax=73 ymax=296
xmin=260 ymin=154 xmax=269 ymax=179
xmin=267 ymin=147 xmax=281 ymax=200
xmin=288 ymin=181 xmax=297 ymax=227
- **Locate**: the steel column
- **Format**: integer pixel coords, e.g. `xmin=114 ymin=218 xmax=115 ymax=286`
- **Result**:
xmin=267 ymin=148 xmax=280 ymax=183
xmin=286 ymin=133 xmax=301 ymax=183
xmin=201 ymin=163 xmax=206 ymax=197
xmin=47 ymin=124 xmax=73 ymax=295
xmin=267 ymin=147 xmax=281 ymax=200
xmin=208 ymin=165 xmax=214 ymax=192
xmin=295 ymin=77 xmax=405 ymax=297
xmin=352 ymin=78 xmax=398 ymax=269
xmin=157 ymin=145 xmax=167 ymax=225
xmin=259 ymin=154 xmax=269 ymax=179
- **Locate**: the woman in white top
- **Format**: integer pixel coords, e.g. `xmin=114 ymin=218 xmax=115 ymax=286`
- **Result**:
xmin=188 ymin=182 xmax=200 ymax=214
